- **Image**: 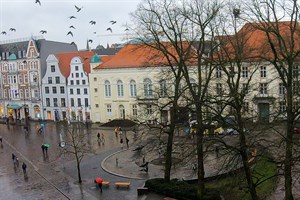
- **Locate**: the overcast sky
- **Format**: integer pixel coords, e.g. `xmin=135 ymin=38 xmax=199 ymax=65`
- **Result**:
xmin=0 ymin=0 xmax=141 ymax=50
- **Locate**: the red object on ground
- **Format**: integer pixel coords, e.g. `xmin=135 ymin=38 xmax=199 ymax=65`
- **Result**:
xmin=95 ymin=177 xmax=103 ymax=183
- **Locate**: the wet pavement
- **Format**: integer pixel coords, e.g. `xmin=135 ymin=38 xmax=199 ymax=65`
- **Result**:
xmin=0 ymin=122 xmax=166 ymax=200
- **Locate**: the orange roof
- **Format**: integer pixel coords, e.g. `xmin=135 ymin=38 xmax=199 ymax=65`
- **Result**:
xmin=96 ymin=42 xmax=197 ymax=69
xmin=216 ymin=21 xmax=300 ymax=61
xmin=56 ymin=51 xmax=94 ymax=77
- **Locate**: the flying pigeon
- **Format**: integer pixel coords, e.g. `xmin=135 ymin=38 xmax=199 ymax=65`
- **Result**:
xmin=70 ymin=42 xmax=76 ymax=46
xmin=69 ymin=16 xmax=76 ymax=19
xmin=35 ymin=0 xmax=41 ymax=6
xmin=67 ymin=31 xmax=73 ymax=37
xmin=9 ymin=28 xmax=16 ymax=31
xmin=88 ymin=39 xmax=93 ymax=43
xmin=1 ymin=31 xmax=6 ymax=35
xmin=125 ymin=28 xmax=129 ymax=31
xmin=106 ymin=27 xmax=112 ymax=33
xmin=74 ymin=5 xmax=83 ymax=12
xmin=40 ymin=30 xmax=47 ymax=34
xmin=89 ymin=20 xmax=96 ymax=25
xmin=110 ymin=20 xmax=117 ymax=25
xmin=69 ymin=25 xmax=76 ymax=29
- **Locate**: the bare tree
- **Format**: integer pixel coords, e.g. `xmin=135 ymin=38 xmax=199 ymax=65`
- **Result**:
xmin=64 ymin=124 xmax=90 ymax=183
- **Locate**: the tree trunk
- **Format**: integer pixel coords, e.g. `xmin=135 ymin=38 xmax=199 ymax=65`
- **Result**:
xmin=164 ymin=127 xmax=174 ymax=182
xmin=197 ymin=128 xmax=205 ymax=199
xmin=76 ymin=157 xmax=82 ymax=183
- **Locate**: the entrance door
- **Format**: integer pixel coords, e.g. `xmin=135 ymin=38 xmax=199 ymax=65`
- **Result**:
xmin=258 ymin=103 xmax=270 ymax=122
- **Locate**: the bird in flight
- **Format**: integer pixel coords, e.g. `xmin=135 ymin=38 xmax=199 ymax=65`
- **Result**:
xmin=110 ymin=20 xmax=117 ymax=25
xmin=40 ymin=30 xmax=47 ymax=34
xmin=106 ymin=28 xmax=112 ymax=33
xmin=69 ymin=25 xmax=76 ymax=29
xmin=70 ymin=42 xmax=76 ymax=46
xmin=93 ymin=32 xmax=97 ymax=34
xmin=67 ymin=31 xmax=73 ymax=37
xmin=9 ymin=28 xmax=16 ymax=32
xmin=1 ymin=31 xmax=6 ymax=35
xmin=74 ymin=5 xmax=83 ymax=12
xmin=89 ymin=20 xmax=96 ymax=25
xmin=125 ymin=28 xmax=129 ymax=31
xmin=35 ymin=0 xmax=41 ymax=6
xmin=88 ymin=39 xmax=93 ymax=43
xmin=23 ymin=60 xmax=27 ymax=64
xmin=69 ymin=16 xmax=76 ymax=19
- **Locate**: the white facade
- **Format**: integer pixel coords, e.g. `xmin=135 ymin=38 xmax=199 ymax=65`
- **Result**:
xmin=42 ymin=54 xmax=68 ymax=121
xmin=67 ymin=56 xmax=91 ymax=122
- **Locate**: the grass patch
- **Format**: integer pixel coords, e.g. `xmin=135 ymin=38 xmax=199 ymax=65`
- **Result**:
xmin=206 ymin=157 xmax=278 ymax=200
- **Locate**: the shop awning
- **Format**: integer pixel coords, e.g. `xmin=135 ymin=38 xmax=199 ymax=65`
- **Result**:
xmin=7 ymin=104 xmax=21 ymax=109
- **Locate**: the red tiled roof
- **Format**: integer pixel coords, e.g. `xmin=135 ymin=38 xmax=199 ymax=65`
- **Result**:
xmin=216 ymin=21 xmax=300 ymax=61
xmin=96 ymin=42 xmax=197 ymax=69
xmin=56 ymin=51 xmax=94 ymax=77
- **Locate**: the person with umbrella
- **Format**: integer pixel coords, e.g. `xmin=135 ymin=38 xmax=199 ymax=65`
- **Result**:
xmin=94 ymin=177 xmax=103 ymax=192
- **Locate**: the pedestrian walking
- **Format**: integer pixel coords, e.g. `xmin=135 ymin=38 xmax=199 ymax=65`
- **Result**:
xmin=120 ymin=138 xmax=123 ymax=149
xmin=126 ymin=137 xmax=129 ymax=148
xmin=114 ymin=127 xmax=118 ymax=137
xmin=98 ymin=182 xmax=103 ymax=192
xmin=97 ymin=133 xmax=100 ymax=141
xmin=12 ymin=153 xmax=16 ymax=161
xmin=41 ymin=144 xmax=45 ymax=155
xmin=45 ymin=146 xmax=48 ymax=155
xmin=22 ymin=162 xmax=27 ymax=176
xmin=6 ymin=117 xmax=9 ymax=125
xmin=0 ymin=135 xmax=2 ymax=144
xmin=15 ymin=156 xmax=19 ymax=167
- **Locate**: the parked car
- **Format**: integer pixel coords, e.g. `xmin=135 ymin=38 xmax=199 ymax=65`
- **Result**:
xmin=225 ymin=128 xmax=239 ymax=135
xmin=294 ymin=127 xmax=300 ymax=134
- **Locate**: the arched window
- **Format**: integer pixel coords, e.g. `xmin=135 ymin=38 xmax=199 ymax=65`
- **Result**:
xmin=130 ymin=80 xmax=137 ymax=97
xmin=104 ymin=80 xmax=111 ymax=97
xmin=159 ymin=80 xmax=167 ymax=97
xmin=144 ymin=78 xmax=152 ymax=97
xmin=119 ymin=105 xmax=125 ymax=119
xmin=117 ymin=80 xmax=124 ymax=97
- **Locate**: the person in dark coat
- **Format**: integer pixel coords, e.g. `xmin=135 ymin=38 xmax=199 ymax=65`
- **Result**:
xmin=41 ymin=144 xmax=45 ymax=155
xmin=22 ymin=162 xmax=27 ymax=176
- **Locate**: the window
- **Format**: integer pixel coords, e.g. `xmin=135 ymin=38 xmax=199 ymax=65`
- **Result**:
xmin=260 ymin=83 xmax=268 ymax=95
xmin=55 ymin=76 xmax=60 ymax=84
xmin=279 ymin=101 xmax=286 ymax=113
xmin=241 ymin=66 xmax=248 ymax=78
xmin=24 ymin=75 xmax=28 ymax=83
xmin=75 ymin=66 xmax=78 ymax=71
xmin=160 ymin=80 xmax=167 ymax=97
xmin=260 ymin=66 xmax=267 ymax=78
xmin=48 ymin=77 xmax=52 ymax=84
xmin=293 ymin=65 xmax=299 ymax=79
xmin=242 ymin=102 xmax=249 ymax=113
xmin=61 ymin=98 xmax=66 ymax=107
xmin=45 ymin=87 xmax=49 ymax=94
xmin=76 ymin=80 xmax=80 ymax=85
xmin=117 ymin=80 xmax=124 ymax=97
xmin=132 ymin=104 xmax=137 ymax=116
xmin=94 ymin=88 xmax=98 ymax=93
xmin=82 ymin=80 xmax=86 ymax=85
xmin=51 ymin=65 xmax=55 ymax=72
xmin=76 ymin=73 xmax=79 ymax=78
xmin=77 ymin=88 xmax=80 ymax=94
xmin=84 ymin=88 xmax=88 ymax=94
xmin=144 ymin=78 xmax=152 ymax=97
xmin=130 ymin=80 xmax=137 ymax=97
xmin=70 ymin=89 xmax=73 ymax=94
xmin=216 ymin=83 xmax=222 ymax=95
xmin=105 ymin=81 xmax=111 ymax=97
xmin=77 ymin=98 xmax=81 ymax=106
xmin=70 ymin=80 xmax=74 ymax=85
xmin=18 ymin=74 xmax=23 ymax=84
xmin=147 ymin=104 xmax=153 ymax=114
xmin=216 ymin=66 xmax=222 ymax=78
xmin=52 ymin=87 xmax=57 ymax=94
xmin=81 ymin=73 xmax=83 ymax=77
xmin=94 ymin=77 xmax=97 ymax=81
xmin=84 ymin=98 xmax=88 ymax=107
xmin=60 ymin=86 xmax=65 ymax=94
xmin=279 ymin=83 xmax=286 ymax=95
xmin=46 ymin=98 xmax=50 ymax=107
xmin=71 ymin=73 xmax=74 ymax=78
xmin=53 ymin=98 xmax=58 ymax=107
xmin=107 ymin=104 xmax=112 ymax=114
xmin=71 ymin=98 xmax=74 ymax=106
xmin=293 ymin=81 xmax=300 ymax=94
xmin=95 ymin=104 xmax=99 ymax=108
